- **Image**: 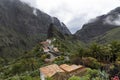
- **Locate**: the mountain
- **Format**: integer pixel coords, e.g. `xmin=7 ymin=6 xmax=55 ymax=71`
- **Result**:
xmin=75 ymin=7 xmax=120 ymax=43
xmin=0 ymin=0 xmax=71 ymax=58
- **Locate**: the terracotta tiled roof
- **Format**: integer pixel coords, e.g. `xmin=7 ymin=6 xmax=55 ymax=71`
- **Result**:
xmin=60 ymin=64 xmax=83 ymax=72
xmin=40 ymin=64 xmax=64 ymax=77
xmin=40 ymin=64 xmax=84 ymax=78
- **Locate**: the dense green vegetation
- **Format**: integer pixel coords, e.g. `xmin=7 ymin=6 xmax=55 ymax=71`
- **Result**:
xmin=68 ymin=68 xmax=109 ymax=80
xmin=70 ymin=41 xmax=120 ymax=79
xmin=0 ymin=37 xmax=120 ymax=80
xmin=0 ymin=43 xmax=45 ymax=79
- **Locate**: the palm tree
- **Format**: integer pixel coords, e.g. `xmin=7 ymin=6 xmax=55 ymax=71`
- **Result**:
xmin=109 ymin=41 xmax=120 ymax=62
xmin=101 ymin=45 xmax=112 ymax=62
xmin=89 ymin=43 xmax=102 ymax=61
xmin=75 ymin=47 xmax=85 ymax=58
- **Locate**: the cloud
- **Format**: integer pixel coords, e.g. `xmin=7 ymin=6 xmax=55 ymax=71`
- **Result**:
xmin=33 ymin=8 xmax=37 ymax=16
xmin=67 ymin=14 xmax=87 ymax=33
xmin=20 ymin=0 xmax=120 ymax=33
xmin=104 ymin=14 xmax=120 ymax=26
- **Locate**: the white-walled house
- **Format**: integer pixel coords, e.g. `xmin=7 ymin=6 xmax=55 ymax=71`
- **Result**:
xmin=46 ymin=39 xmax=51 ymax=44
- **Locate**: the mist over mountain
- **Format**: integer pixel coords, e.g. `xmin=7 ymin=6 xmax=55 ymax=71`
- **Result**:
xmin=75 ymin=7 xmax=120 ymax=43
xmin=0 ymin=0 xmax=71 ymax=58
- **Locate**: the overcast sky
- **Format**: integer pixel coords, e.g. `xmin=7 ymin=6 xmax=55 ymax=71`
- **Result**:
xmin=20 ymin=0 xmax=120 ymax=33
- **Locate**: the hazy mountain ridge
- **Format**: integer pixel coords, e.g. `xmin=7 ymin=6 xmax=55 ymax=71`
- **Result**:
xmin=75 ymin=7 xmax=120 ymax=42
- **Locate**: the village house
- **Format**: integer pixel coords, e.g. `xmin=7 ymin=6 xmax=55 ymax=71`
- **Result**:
xmin=40 ymin=41 xmax=50 ymax=53
xmin=41 ymin=40 xmax=53 ymax=52
xmin=40 ymin=41 xmax=49 ymax=48
xmin=40 ymin=64 xmax=64 ymax=80
xmin=40 ymin=39 xmax=58 ymax=53
xmin=39 ymin=64 xmax=86 ymax=80
xmin=43 ymin=47 xmax=50 ymax=53
xmin=40 ymin=39 xmax=61 ymax=58
xmin=53 ymin=47 xmax=59 ymax=52
xmin=59 ymin=64 xmax=86 ymax=77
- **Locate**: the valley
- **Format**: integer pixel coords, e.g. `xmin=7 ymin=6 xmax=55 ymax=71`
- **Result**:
xmin=0 ymin=0 xmax=120 ymax=80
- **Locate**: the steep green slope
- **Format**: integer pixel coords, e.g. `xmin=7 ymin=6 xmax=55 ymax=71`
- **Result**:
xmin=0 ymin=25 xmax=46 ymax=59
xmin=93 ymin=27 xmax=120 ymax=43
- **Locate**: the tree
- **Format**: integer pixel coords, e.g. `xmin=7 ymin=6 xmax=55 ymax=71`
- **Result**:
xmin=89 ymin=43 xmax=102 ymax=61
xmin=100 ymin=45 xmax=112 ymax=62
xmin=77 ymin=48 xmax=85 ymax=58
xmin=82 ymin=57 xmax=101 ymax=69
xmin=46 ymin=77 xmax=54 ymax=80
xmin=110 ymin=41 xmax=120 ymax=62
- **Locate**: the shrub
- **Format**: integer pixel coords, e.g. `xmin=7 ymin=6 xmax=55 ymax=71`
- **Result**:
xmin=82 ymin=57 xmax=101 ymax=69
xmin=68 ymin=76 xmax=80 ymax=80
xmin=20 ymin=75 xmax=33 ymax=80
xmin=46 ymin=77 xmax=54 ymax=80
